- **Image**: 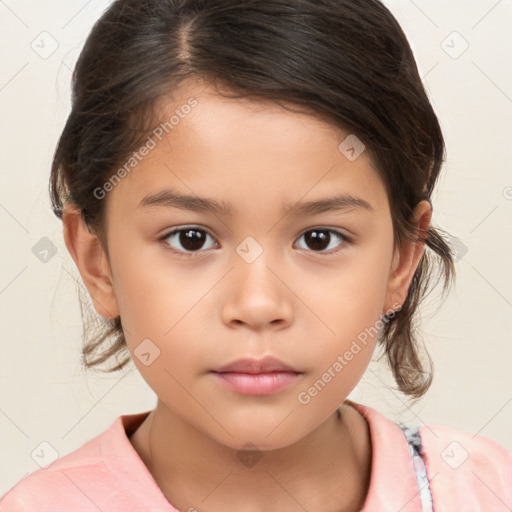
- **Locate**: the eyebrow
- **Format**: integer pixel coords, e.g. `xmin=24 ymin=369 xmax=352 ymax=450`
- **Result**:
xmin=137 ymin=188 xmax=375 ymax=216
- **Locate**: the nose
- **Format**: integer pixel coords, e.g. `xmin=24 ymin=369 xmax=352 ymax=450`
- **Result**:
xmin=221 ymin=251 xmax=293 ymax=331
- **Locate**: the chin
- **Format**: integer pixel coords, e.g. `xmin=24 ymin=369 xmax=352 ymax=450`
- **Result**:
xmin=210 ymin=422 xmax=307 ymax=453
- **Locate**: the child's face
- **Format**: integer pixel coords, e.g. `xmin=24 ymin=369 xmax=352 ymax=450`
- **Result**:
xmin=67 ymin=79 xmax=428 ymax=450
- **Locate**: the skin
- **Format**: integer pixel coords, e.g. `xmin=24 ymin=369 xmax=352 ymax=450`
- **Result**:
xmin=62 ymin=78 xmax=431 ymax=512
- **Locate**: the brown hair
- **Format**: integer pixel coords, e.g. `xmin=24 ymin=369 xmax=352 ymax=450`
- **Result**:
xmin=49 ymin=0 xmax=455 ymax=400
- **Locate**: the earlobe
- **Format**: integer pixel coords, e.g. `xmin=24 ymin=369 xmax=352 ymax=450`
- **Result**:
xmin=62 ymin=203 xmax=120 ymax=319
xmin=383 ymin=200 xmax=432 ymax=312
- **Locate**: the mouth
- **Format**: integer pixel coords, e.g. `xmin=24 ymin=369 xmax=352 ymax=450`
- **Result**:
xmin=211 ymin=356 xmax=303 ymax=395
xmin=212 ymin=355 xmax=300 ymax=374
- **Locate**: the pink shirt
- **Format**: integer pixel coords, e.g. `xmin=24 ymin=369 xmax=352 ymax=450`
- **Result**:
xmin=1 ymin=401 xmax=511 ymax=511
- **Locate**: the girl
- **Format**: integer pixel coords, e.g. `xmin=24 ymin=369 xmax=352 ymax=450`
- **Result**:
xmin=1 ymin=0 xmax=510 ymax=510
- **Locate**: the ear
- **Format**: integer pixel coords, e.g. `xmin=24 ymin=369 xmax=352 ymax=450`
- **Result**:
xmin=62 ymin=203 xmax=120 ymax=319
xmin=383 ymin=200 xmax=432 ymax=314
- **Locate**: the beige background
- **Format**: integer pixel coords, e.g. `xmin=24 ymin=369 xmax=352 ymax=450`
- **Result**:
xmin=1 ymin=0 xmax=511 ymax=495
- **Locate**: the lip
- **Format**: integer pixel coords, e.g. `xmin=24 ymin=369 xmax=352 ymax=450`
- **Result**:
xmin=211 ymin=356 xmax=302 ymax=396
xmin=213 ymin=356 xmax=300 ymax=374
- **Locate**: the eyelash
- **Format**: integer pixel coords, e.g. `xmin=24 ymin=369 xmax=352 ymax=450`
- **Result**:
xmin=158 ymin=226 xmax=353 ymax=259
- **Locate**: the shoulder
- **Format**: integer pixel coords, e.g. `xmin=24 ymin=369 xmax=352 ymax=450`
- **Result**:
xmin=0 ymin=412 xmax=155 ymax=512
xmin=419 ymin=423 xmax=512 ymax=511
xmin=0 ymin=418 xmax=118 ymax=511
xmin=0 ymin=439 xmax=107 ymax=511
xmin=348 ymin=400 xmax=512 ymax=510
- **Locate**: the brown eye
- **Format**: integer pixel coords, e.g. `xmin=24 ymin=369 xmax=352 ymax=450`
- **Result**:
xmin=295 ymin=228 xmax=347 ymax=254
xmin=161 ymin=227 xmax=217 ymax=254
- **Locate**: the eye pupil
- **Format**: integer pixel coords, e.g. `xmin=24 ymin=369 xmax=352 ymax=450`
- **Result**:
xmin=180 ymin=229 xmax=206 ymax=251
xmin=305 ymin=230 xmax=330 ymax=251
xmin=166 ymin=227 xmax=343 ymax=256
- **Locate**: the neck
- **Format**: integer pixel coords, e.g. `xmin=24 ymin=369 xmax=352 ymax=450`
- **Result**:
xmin=130 ymin=400 xmax=372 ymax=512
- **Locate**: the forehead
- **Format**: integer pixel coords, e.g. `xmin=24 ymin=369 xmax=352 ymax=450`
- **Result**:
xmin=155 ymin=79 xmax=343 ymax=152
xmin=106 ymin=79 xmax=388 ymax=219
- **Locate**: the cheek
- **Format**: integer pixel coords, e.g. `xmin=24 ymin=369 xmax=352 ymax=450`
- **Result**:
xmin=296 ymin=343 xmax=373 ymax=413
xmin=298 ymin=231 xmax=393 ymax=375
xmin=291 ymin=268 xmax=383 ymax=415
xmin=308 ymin=243 xmax=393 ymax=339
xmin=107 ymin=240 xmax=194 ymax=346
xmin=109 ymin=243 xmax=221 ymax=381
